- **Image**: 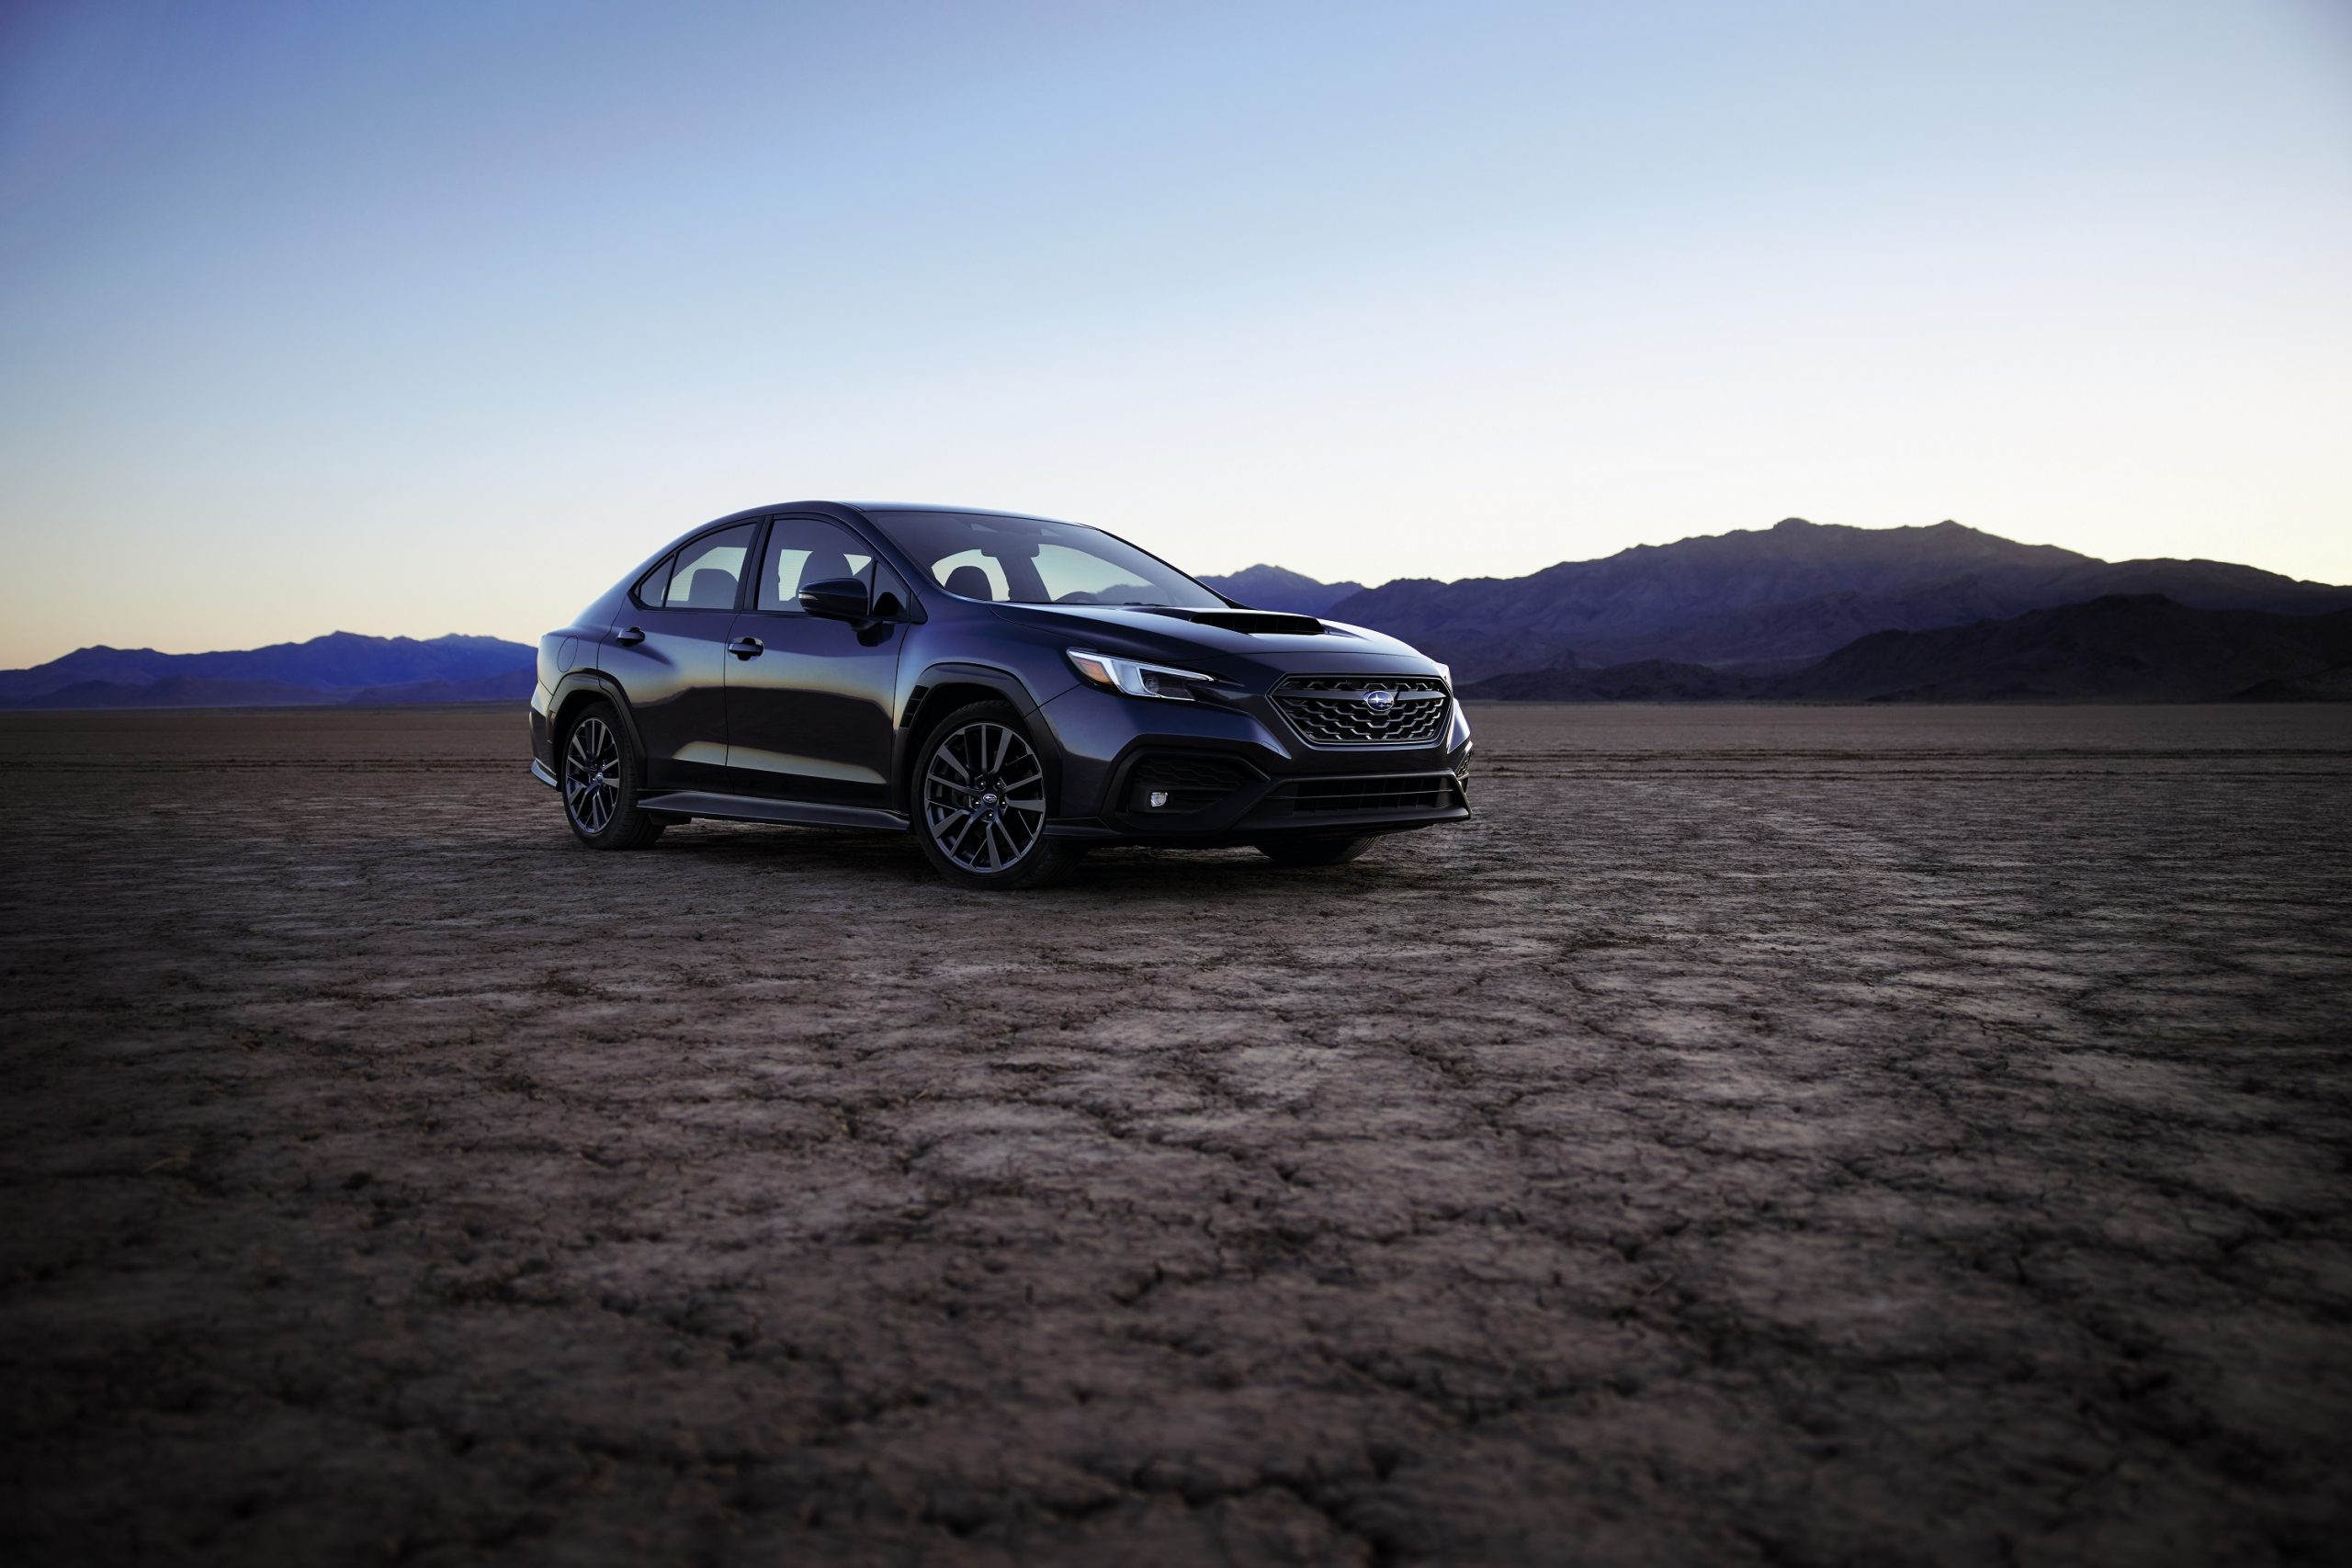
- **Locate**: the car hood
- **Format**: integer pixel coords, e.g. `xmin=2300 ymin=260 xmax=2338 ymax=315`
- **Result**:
xmin=987 ymin=603 xmax=1441 ymax=678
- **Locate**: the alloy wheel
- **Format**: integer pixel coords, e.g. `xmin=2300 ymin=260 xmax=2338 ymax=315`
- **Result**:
xmin=564 ymin=716 xmax=621 ymax=834
xmin=923 ymin=720 xmax=1046 ymax=874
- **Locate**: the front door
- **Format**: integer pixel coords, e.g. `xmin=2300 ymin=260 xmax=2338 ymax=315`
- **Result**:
xmin=599 ymin=522 xmax=758 ymax=792
xmin=722 ymin=515 xmax=908 ymax=806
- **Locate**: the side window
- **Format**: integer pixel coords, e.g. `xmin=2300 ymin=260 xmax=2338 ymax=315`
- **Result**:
xmin=633 ymin=555 xmax=674 ymax=608
xmin=662 ymin=524 xmax=757 ymax=612
xmin=759 ymin=518 xmax=876 ymax=614
xmin=929 ymin=548 xmax=1007 ymax=602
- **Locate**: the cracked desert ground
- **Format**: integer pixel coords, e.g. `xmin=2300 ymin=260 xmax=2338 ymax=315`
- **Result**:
xmin=3 ymin=702 xmax=2347 ymax=1567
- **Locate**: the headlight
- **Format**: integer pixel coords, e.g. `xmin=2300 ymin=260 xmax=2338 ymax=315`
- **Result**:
xmin=1066 ymin=648 xmax=1214 ymax=701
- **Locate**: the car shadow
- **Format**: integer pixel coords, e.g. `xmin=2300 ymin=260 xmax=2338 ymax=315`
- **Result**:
xmin=639 ymin=820 xmax=1442 ymax=899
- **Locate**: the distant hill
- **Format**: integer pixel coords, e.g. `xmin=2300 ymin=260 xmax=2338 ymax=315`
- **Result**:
xmin=1200 ymin=564 xmax=1366 ymax=616
xmin=1772 ymin=595 xmax=2352 ymax=703
xmin=342 ymin=669 xmax=537 ymax=705
xmin=1460 ymin=596 xmax=2352 ymax=704
xmin=8 ymin=676 xmax=343 ymax=709
xmin=1314 ymin=519 xmax=2352 ymax=681
xmin=1464 ymin=660 xmax=1762 ymax=702
xmin=0 ymin=632 xmax=536 ymax=709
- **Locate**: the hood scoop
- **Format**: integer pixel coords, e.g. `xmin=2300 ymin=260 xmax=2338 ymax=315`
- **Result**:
xmin=1139 ymin=607 xmax=1329 ymax=636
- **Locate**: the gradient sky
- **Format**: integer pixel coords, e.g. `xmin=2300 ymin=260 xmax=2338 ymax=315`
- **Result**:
xmin=2 ymin=0 xmax=2348 ymax=667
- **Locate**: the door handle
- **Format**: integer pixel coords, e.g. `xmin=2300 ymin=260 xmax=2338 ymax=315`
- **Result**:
xmin=614 ymin=626 xmax=644 ymax=647
xmin=727 ymin=637 xmax=764 ymax=660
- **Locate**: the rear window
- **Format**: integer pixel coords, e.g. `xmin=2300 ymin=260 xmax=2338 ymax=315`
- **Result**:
xmin=633 ymin=556 xmax=673 ymax=607
xmin=659 ymin=525 xmax=756 ymax=612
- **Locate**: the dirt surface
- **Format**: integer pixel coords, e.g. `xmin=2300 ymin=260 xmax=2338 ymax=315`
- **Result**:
xmin=3 ymin=703 xmax=2349 ymax=1566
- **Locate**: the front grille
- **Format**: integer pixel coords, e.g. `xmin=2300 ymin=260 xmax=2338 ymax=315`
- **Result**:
xmin=1289 ymin=774 xmax=1461 ymax=813
xmin=1272 ymin=675 xmax=1451 ymax=748
xmin=1129 ymin=753 xmax=1259 ymax=814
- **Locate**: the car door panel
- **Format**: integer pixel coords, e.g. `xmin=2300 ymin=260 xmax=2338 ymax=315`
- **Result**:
xmin=600 ymin=523 xmax=757 ymax=792
xmin=723 ymin=612 xmax=907 ymax=803
xmin=602 ymin=609 xmax=732 ymax=791
xmin=723 ymin=516 xmax=906 ymax=805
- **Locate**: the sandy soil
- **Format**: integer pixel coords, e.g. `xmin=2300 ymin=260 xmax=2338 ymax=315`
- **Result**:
xmin=2 ymin=702 xmax=2347 ymax=1566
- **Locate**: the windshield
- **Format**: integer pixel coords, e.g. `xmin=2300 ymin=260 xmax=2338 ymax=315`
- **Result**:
xmin=867 ymin=510 xmax=1226 ymax=609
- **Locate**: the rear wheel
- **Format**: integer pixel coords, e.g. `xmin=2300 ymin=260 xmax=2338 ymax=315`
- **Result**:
xmin=912 ymin=701 xmax=1081 ymax=890
xmin=1254 ymin=836 xmax=1376 ymax=867
xmin=561 ymin=699 xmax=664 ymax=851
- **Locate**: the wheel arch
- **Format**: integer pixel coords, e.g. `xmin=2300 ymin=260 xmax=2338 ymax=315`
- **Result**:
xmin=549 ymin=671 xmax=646 ymax=764
xmin=894 ymin=661 xmax=1051 ymax=814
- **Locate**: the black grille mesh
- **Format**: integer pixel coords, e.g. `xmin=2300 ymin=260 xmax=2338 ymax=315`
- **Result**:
xmin=1289 ymin=775 xmax=1460 ymax=814
xmin=1272 ymin=675 xmax=1451 ymax=747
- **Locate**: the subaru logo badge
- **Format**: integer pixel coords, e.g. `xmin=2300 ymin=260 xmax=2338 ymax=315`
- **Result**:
xmin=1363 ymin=688 xmax=1396 ymax=713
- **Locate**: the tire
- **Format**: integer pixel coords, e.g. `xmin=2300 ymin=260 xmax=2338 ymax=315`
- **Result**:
xmin=910 ymin=700 xmax=1082 ymax=890
xmin=1253 ymin=835 xmax=1376 ymax=867
xmin=560 ymin=698 xmax=665 ymax=851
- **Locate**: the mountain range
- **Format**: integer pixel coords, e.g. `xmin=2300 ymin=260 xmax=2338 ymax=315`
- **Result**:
xmin=1195 ymin=564 xmax=1367 ymax=616
xmin=1462 ymin=596 xmax=2352 ymax=704
xmin=5 ymin=520 xmax=2346 ymax=709
xmin=1210 ymin=518 xmax=2352 ymax=682
xmin=0 ymin=633 xmax=535 ymax=710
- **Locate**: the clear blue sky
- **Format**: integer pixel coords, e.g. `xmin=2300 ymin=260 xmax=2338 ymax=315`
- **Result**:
xmin=3 ymin=0 xmax=2347 ymax=665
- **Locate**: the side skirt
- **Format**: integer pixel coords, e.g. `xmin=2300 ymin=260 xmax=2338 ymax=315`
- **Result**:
xmin=633 ymin=790 xmax=910 ymax=834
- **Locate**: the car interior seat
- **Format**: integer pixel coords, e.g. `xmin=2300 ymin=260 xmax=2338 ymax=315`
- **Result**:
xmin=684 ymin=568 xmax=738 ymax=609
xmin=798 ymin=549 xmax=854 ymax=588
xmin=944 ymin=565 xmax=995 ymax=601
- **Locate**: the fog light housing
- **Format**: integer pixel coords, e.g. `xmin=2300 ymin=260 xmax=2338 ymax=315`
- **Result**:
xmin=1148 ymin=790 xmax=1171 ymax=808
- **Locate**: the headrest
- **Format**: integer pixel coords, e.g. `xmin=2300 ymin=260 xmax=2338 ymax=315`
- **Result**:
xmin=944 ymin=564 xmax=994 ymax=601
xmin=683 ymin=568 xmax=738 ymax=610
xmin=799 ymin=550 xmax=854 ymax=588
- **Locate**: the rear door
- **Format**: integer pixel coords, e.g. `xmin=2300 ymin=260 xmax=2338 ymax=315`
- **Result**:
xmin=721 ymin=514 xmax=910 ymax=806
xmin=599 ymin=523 xmax=757 ymax=792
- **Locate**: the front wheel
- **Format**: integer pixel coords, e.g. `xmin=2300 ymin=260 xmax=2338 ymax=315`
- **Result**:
xmin=912 ymin=701 xmax=1082 ymax=890
xmin=1254 ymin=836 xmax=1376 ymax=867
xmin=561 ymin=699 xmax=665 ymax=850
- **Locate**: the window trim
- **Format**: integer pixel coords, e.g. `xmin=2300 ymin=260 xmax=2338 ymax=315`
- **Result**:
xmin=630 ymin=553 xmax=674 ymax=611
xmin=752 ymin=514 xmax=883 ymax=617
xmin=632 ymin=522 xmax=760 ymax=614
xmin=740 ymin=511 xmax=927 ymax=624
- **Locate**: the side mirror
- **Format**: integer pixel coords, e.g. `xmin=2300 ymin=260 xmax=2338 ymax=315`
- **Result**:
xmin=798 ymin=576 xmax=872 ymax=622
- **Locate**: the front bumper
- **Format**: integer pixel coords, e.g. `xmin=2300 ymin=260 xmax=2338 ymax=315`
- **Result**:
xmin=1034 ymin=682 xmax=1473 ymax=844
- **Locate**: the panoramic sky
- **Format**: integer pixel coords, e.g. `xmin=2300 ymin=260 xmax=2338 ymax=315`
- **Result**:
xmin=2 ymin=0 xmax=2348 ymax=665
